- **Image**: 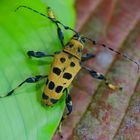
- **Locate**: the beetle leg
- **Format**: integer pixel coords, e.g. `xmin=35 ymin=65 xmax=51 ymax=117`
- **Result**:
xmin=0 ymin=75 xmax=48 ymax=98
xmin=58 ymin=89 xmax=72 ymax=138
xmin=47 ymin=7 xmax=64 ymax=47
xmin=16 ymin=5 xmax=74 ymax=48
xmin=82 ymin=66 xmax=122 ymax=90
xmin=81 ymin=53 xmax=95 ymax=62
xmin=16 ymin=6 xmax=78 ymax=36
xmin=27 ymin=51 xmax=54 ymax=58
xmin=56 ymin=25 xmax=64 ymax=47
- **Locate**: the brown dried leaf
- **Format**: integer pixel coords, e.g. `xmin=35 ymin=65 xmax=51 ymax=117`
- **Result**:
xmin=53 ymin=0 xmax=140 ymax=139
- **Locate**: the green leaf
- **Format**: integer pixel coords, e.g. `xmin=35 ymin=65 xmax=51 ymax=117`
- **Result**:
xmin=0 ymin=0 xmax=75 ymax=140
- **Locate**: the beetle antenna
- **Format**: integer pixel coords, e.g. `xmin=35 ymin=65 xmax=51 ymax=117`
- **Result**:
xmin=15 ymin=6 xmax=139 ymax=72
xmin=15 ymin=5 xmax=79 ymax=35
xmin=84 ymin=36 xmax=140 ymax=72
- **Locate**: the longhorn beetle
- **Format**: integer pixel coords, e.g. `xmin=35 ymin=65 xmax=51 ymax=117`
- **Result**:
xmin=1 ymin=5 xmax=140 ymax=138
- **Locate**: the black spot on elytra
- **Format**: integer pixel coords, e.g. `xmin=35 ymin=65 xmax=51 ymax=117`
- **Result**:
xmin=53 ymin=67 xmax=61 ymax=75
xmin=55 ymin=86 xmax=63 ymax=93
xmin=60 ymin=57 xmax=66 ymax=63
xmin=42 ymin=93 xmax=49 ymax=99
xmin=48 ymin=81 xmax=55 ymax=90
xmin=50 ymin=98 xmax=58 ymax=104
xmin=63 ymin=73 xmax=72 ymax=80
xmin=70 ymin=62 xmax=75 ymax=67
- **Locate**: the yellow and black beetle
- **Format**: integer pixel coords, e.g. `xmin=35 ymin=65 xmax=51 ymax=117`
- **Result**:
xmin=1 ymin=5 xmax=140 ymax=137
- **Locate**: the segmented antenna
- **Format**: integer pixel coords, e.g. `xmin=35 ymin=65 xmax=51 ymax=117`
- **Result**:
xmin=15 ymin=5 xmax=140 ymax=72
xmin=15 ymin=5 xmax=78 ymax=35
xmin=84 ymin=37 xmax=140 ymax=72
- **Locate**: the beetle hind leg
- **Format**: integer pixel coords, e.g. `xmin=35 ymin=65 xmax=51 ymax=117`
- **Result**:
xmin=82 ymin=65 xmax=123 ymax=91
xmin=57 ymin=90 xmax=72 ymax=138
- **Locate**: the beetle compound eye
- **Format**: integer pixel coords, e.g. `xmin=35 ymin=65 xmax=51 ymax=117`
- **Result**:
xmin=68 ymin=43 xmax=73 ymax=49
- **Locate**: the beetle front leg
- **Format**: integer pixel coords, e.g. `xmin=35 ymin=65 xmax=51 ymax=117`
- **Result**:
xmin=27 ymin=51 xmax=54 ymax=58
xmin=82 ymin=66 xmax=122 ymax=90
xmin=56 ymin=25 xmax=64 ymax=47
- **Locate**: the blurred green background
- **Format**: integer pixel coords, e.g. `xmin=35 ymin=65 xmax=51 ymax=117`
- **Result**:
xmin=0 ymin=0 xmax=75 ymax=140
